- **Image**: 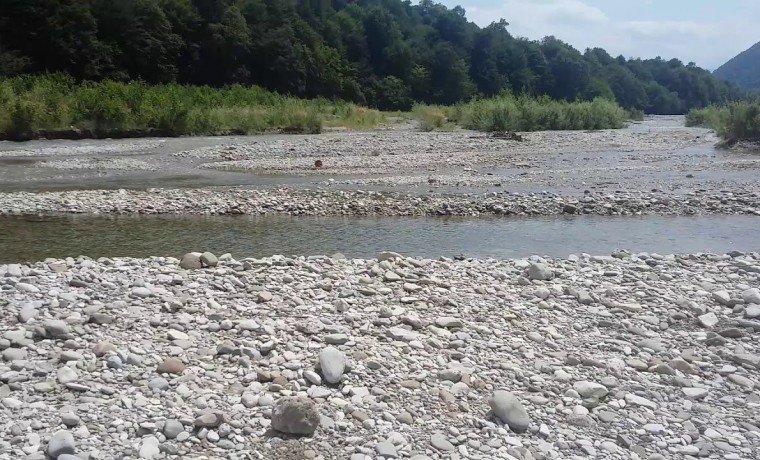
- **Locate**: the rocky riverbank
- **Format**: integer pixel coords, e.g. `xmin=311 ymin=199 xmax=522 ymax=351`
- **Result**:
xmin=1 ymin=186 xmax=759 ymax=218
xmin=1 ymin=251 xmax=759 ymax=459
xmin=3 ymin=115 xmax=746 ymax=197
xmin=172 ymin=123 xmax=709 ymax=176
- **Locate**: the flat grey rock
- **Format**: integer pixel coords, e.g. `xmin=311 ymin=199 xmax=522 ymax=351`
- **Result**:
xmin=139 ymin=436 xmax=160 ymax=459
xmin=430 ymin=433 xmax=455 ymax=451
xmin=742 ymin=288 xmax=760 ymax=304
xmin=528 ymin=263 xmax=554 ymax=280
xmin=573 ymin=381 xmax=608 ymax=399
xmin=318 ymin=346 xmax=346 ymax=384
xmin=375 ymin=440 xmax=398 ymax=458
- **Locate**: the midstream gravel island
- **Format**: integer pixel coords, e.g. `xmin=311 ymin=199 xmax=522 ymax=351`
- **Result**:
xmin=2 ymin=251 xmax=760 ymax=459
xmin=1 ymin=116 xmax=759 ymax=216
xmin=2 ymin=187 xmax=760 ymax=217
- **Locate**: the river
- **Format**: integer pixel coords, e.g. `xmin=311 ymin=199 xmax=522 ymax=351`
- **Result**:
xmin=1 ymin=213 xmax=756 ymax=262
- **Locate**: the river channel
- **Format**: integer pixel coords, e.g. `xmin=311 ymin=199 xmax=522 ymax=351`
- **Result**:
xmin=1 ymin=214 xmax=756 ymax=263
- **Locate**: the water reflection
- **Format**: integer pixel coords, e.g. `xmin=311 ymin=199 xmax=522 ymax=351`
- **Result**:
xmin=0 ymin=214 xmax=757 ymax=263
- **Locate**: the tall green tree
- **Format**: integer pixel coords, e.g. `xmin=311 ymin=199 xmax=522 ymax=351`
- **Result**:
xmin=0 ymin=0 xmax=747 ymax=112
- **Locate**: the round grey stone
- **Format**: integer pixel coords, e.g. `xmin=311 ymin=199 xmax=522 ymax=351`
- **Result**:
xmin=200 ymin=252 xmax=218 ymax=267
xmin=304 ymin=370 xmax=322 ymax=386
xmin=2 ymin=347 xmax=27 ymax=361
xmin=47 ymin=430 xmax=76 ymax=458
xmin=57 ymin=367 xmax=78 ymax=384
xmin=375 ymin=440 xmax=398 ymax=458
xmin=131 ymin=287 xmax=152 ymax=298
xmin=139 ymin=436 xmax=160 ymax=459
xmin=148 ymin=377 xmax=170 ymax=392
xmin=44 ymin=320 xmax=70 ymax=337
xmin=163 ymin=419 xmax=184 ymax=439
xmin=61 ymin=412 xmax=80 ymax=427
xmin=489 ymin=390 xmax=530 ymax=433
xmin=179 ymin=253 xmax=202 ymax=269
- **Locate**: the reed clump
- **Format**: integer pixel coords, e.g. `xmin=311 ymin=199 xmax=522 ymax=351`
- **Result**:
xmin=0 ymin=74 xmax=386 ymax=140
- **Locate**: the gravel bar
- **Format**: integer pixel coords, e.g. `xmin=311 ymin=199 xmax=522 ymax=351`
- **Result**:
xmin=1 ymin=250 xmax=759 ymax=459
xmin=1 ymin=186 xmax=759 ymax=218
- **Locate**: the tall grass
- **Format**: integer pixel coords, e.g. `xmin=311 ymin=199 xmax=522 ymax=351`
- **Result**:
xmin=444 ymin=94 xmax=628 ymax=132
xmin=684 ymin=107 xmax=713 ymax=128
xmin=0 ymin=74 xmax=385 ymax=140
xmin=685 ymin=100 xmax=760 ymax=144
xmin=412 ymin=105 xmax=451 ymax=132
xmin=626 ymin=108 xmax=645 ymax=121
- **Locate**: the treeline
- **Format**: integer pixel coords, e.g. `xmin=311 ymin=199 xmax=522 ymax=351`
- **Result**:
xmin=0 ymin=0 xmax=747 ymax=113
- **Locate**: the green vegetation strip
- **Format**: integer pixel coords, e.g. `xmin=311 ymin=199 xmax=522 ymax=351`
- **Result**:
xmin=0 ymin=0 xmax=748 ymax=115
xmin=0 ymin=75 xmax=384 ymax=140
xmin=686 ymin=100 xmax=760 ymax=144
xmin=1 ymin=76 xmax=636 ymax=140
xmin=414 ymin=95 xmax=628 ymax=132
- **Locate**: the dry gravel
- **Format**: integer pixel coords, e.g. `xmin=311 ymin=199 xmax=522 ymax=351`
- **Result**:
xmin=2 ymin=250 xmax=760 ymax=459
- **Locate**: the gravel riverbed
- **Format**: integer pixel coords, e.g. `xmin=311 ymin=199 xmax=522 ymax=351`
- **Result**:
xmin=1 ymin=250 xmax=760 ymax=459
xmin=1 ymin=116 xmax=758 ymax=216
xmin=2 ymin=186 xmax=759 ymax=217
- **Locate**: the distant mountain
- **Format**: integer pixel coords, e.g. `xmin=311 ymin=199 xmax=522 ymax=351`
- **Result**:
xmin=714 ymin=41 xmax=760 ymax=90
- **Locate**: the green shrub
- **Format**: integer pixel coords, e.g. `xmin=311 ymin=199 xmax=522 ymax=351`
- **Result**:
xmin=685 ymin=107 xmax=713 ymax=127
xmin=449 ymin=94 xmax=627 ymax=132
xmin=626 ymin=108 xmax=645 ymax=121
xmin=412 ymin=105 xmax=450 ymax=131
xmin=686 ymin=101 xmax=760 ymax=143
xmin=0 ymin=74 xmax=386 ymax=139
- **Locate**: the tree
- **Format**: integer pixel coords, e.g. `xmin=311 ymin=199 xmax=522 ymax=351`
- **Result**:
xmin=375 ymin=76 xmax=413 ymax=111
xmin=0 ymin=45 xmax=29 ymax=76
xmin=0 ymin=0 xmax=110 ymax=79
xmin=0 ymin=0 xmax=747 ymax=111
xmin=541 ymin=38 xmax=590 ymax=100
xmin=428 ymin=43 xmax=475 ymax=104
xmin=93 ymin=0 xmax=183 ymax=82
xmin=198 ymin=5 xmax=251 ymax=84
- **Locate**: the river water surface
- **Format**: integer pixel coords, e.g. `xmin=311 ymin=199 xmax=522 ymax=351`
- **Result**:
xmin=1 ymin=214 xmax=757 ymax=263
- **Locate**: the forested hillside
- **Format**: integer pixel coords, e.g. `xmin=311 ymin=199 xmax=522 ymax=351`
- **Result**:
xmin=0 ymin=0 xmax=746 ymax=113
xmin=714 ymin=41 xmax=760 ymax=90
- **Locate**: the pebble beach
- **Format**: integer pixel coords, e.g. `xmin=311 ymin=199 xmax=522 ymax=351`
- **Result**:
xmin=2 ymin=251 xmax=760 ymax=459
xmin=1 ymin=116 xmax=759 ymax=459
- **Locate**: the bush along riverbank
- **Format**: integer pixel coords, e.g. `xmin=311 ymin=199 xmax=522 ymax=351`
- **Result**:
xmin=0 ymin=75 xmax=385 ymax=140
xmin=449 ymin=95 xmax=630 ymax=132
xmin=686 ymin=100 xmax=760 ymax=145
xmin=412 ymin=94 xmax=631 ymax=133
xmin=0 ymin=75 xmax=637 ymax=141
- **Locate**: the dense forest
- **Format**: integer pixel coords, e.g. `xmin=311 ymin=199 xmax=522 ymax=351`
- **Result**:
xmin=714 ymin=41 xmax=760 ymax=91
xmin=0 ymin=0 xmax=747 ymax=113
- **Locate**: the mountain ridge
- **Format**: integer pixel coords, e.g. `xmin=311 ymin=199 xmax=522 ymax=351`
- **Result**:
xmin=714 ymin=41 xmax=760 ymax=90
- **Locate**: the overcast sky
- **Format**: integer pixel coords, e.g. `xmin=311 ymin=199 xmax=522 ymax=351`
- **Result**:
xmin=437 ymin=0 xmax=759 ymax=70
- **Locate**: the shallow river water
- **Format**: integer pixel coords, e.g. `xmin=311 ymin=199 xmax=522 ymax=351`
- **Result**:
xmin=1 ymin=214 xmax=757 ymax=263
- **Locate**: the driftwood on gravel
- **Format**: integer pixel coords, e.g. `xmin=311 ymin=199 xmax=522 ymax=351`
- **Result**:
xmin=490 ymin=130 xmax=524 ymax=141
